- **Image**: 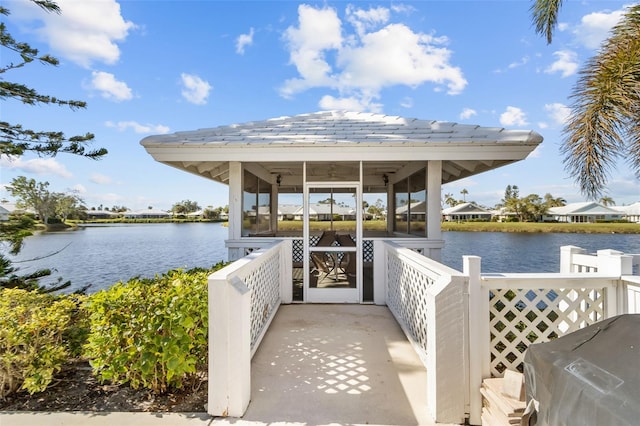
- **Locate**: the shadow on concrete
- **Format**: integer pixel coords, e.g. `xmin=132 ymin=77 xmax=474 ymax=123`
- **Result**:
xmin=242 ymin=305 xmax=437 ymax=425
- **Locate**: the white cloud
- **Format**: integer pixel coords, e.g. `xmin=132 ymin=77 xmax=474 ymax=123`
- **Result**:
xmin=400 ymin=97 xmax=413 ymax=108
xmin=574 ymin=8 xmax=625 ymax=50
xmin=15 ymin=0 xmax=135 ymax=68
xmin=508 ymin=56 xmax=529 ymax=70
xmin=180 ymin=73 xmax=212 ymax=105
xmin=90 ymin=173 xmax=113 ymax=185
xmin=105 ymin=120 xmax=170 ymax=134
xmin=0 ymin=155 xmax=72 ymax=178
xmin=459 ymin=108 xmax=477 ymax=120
xmin=346 ymin=4 xmax=390 ymax=37
xmin=280 ymin=4 xmax=467 ymax=109
xmin=499 ymin=106 xmax=528 ymax=127
xmin=544 ymin=103 xmax=571 ymax=126
xmin=236 ymin=27 xmax=255 ymax=55
xmin=281 ymin=5 xmax=342 ymax=98
xmin=89 ymin=71 xmax=133 ymax=101
xmin=72 ymin=184 xmax=87 ymax=194
xmin=544 ymin=50 xmax=578 ymax=78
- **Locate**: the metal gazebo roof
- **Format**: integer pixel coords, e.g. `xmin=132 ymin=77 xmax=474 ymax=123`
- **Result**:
xmin=141 ymin=110 xmax=543 ymax=187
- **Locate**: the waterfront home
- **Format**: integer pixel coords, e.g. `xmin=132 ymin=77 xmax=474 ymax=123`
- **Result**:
xmin=395 ymin=200 xmax=426 ymax=222
xmin=0 ymin=205 xmax=9 ymax=222
xmin=124 ymin=208 xmax=171 ymax=219
xmin=142 ymin=110 xmax=545 ymax=423
xmin=612 ymin=202 xmax=640 ymax=223
xmin=84 ymin=209 xmax=121 ymax=220
xmin=442 ymin=202 xmax=491 ymax=222
xmin=0 ymin=202 xmax=31 ymax=217
xmin=546 ymin=201 xmax=624 ymax=223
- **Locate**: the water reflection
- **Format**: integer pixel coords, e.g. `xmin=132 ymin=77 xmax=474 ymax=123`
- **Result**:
xmin=7 ymin=224 xmax=639 ymax=293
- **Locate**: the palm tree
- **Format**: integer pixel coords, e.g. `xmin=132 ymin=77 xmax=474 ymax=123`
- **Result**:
xmin=460 ymin=188 xmax=469 ymax=202
xmin=531 ymin=2 xmax=640 ymax=200
xmin=443 ymin=193 xmax=458 ymax=208
xmin=599 ymin=196 xmax=615 ymax=206
xmin=543 ymin=193 xmax=566 ymax=208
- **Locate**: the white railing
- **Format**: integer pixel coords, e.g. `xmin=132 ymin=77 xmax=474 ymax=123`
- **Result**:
xmin=466 ymin=245 xmax=639 ymax=425
xmin=207 ymin=240 xmax=292 ymax=417
xmin=226 ymin=237 xmax=278 ymax=260
xmin=375 ymin=240 xmax=468 ymax=425
xmin=625 ymin=275 xmax=640 ymax=313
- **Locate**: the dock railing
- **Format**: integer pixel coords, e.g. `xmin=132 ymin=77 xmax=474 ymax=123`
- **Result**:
xmin=375 ymin=240 xmax=468 ymax=425
xmin=465 ymin=245 xmax=639 ymax=425
xmin=207 ymin=240 xmax=292 ymax=417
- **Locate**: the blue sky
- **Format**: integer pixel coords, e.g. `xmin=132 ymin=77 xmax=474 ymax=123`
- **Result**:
xmin=2 ymin=0 xmax=638 ymax=211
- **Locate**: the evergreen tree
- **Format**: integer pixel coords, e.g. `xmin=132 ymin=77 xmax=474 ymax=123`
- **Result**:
xmin=0 ymin=1 xmax=106 ymax=159
xmin=1 ymin=0 xmax=106 ymax=291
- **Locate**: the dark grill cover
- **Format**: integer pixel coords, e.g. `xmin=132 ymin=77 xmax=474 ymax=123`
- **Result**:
xmin=523 ymin=314 xmax=640 ymax=426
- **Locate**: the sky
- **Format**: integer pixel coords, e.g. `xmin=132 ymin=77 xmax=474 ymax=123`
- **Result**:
xmin=2 ymin=0 xmax=639 ymax=211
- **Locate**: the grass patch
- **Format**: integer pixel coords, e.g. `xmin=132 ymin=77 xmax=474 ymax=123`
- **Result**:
xmin=441 ymin=221 xmax=640 ymax=234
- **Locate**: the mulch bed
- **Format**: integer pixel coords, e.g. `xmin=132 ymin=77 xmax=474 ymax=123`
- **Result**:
xmin=0 ymin=360 xmax=207 ymax=412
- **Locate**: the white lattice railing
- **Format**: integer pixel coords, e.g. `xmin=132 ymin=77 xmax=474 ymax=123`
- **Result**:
xmin=378 ymin=241 xmax=467 ymax=425
xmin=480 ymin=273 xmax=618 ymax=377
xmin=207 ymin=240 xmax=292 ymax=417
xmin=466 ymin=246 xmax=638 ymax=425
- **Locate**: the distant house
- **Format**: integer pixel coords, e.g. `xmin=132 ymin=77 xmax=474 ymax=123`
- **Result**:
xmin=124 ymin=208 xmax=171 ymax=219
xmin=395 ymin=201 xmax=426 ymax=221
xmin=306 ymin=203 xmax=355 ymax=221
xmin=0 ymin=205 xmax=9 ymax=221
xmin=611 ymin=202 xmax=640 ymax=223
xmin=545 ymin=202 xmax=623 ymax=223
xmin=0 ymin=202 xmax=30 ymax=216
xmin=84 ymin=210 xmax=120 ymax=219
xmin=442 ymin=202 xmax=492 ymax=222
xmin=489 ymin=207 xmax=518 ymax=222
xmin=186 ymin=210 xmax=204 ymax=218
xmin=278 ymin=204 xmax=300 ymax=221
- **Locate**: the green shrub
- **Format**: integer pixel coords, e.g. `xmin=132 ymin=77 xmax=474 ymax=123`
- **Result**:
xmin=0 ymin=289 xmax=88 ymax=398
xmin=84 ymin=265 xmax=223 ymax=393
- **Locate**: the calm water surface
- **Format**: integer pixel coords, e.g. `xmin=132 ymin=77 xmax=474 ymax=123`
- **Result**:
xmin=10 ymin=223 xmax=229 ymax=293
xmin=8 ymin=223 xmax=640 ymax=293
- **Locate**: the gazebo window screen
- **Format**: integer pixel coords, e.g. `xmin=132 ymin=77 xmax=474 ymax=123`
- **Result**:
xmin=243 ymin=170 xmax=272 ymax=236
xmin=393 ymin=168 xmax=426 ymax=237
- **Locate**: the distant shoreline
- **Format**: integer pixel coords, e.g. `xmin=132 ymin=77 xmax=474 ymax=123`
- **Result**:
xmin=441 ymin=221 xmax=640 ymax=234
xmin=57 ymin=219 xmax=640 ymax=234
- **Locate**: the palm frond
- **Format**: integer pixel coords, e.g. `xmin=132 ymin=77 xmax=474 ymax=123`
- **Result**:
xmin=562 ymin=4 xmax=640 ymax=199
xmin=530 ymin=0 xmax=564 ymax=44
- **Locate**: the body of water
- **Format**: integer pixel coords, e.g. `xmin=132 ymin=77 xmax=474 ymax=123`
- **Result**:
xmin=9 ymin=223 xmax=229 ymax=293
xmin=7 ymin=223 xmax=640 ymax=293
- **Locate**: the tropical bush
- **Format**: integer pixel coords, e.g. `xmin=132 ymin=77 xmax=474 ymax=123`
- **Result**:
xmin=0 ymin=289 xmax=88 ymax=398
xmin=84 ymin=264 xmax=223 ymax=393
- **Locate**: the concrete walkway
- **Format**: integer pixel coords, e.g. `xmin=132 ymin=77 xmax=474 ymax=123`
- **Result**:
xmin=1 ymin=305 xmax=456 ymax=426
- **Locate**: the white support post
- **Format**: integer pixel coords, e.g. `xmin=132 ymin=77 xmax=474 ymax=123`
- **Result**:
xmin=560 ymin=245 xmax=586 ymax=273
xmin=596 ymin=249 xmax=633 ymax=317
xmin=228 ymin=161 xmax=243 ymax=261
xmin=373 ymin=240 xmax=387 ymax=305
xmin=596 ymin=249 xmax=634 ymax=275
xmin=280 ymin=239 xmax=293 ymax=304
xmin=427 ymin=161 xmax=442 ymax=262
xmin=208 ymin=275 xmax=251 ymax=417
xmin=271 ymin=178 xmax=279 ymax=234
xmin=386 ymin=181 xmax=394 ymax=235
xmin=430 ymin=275 xmax=467 ymax=424
xmin=464 ymin=255 xmax=487 ymax=426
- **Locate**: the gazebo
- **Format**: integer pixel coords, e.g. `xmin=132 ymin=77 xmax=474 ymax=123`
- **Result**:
xmin=142 ymin=110 xmax=542 ymax=305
